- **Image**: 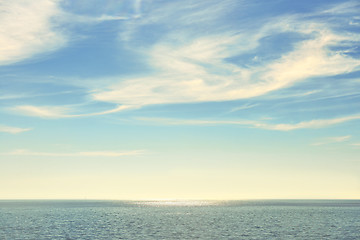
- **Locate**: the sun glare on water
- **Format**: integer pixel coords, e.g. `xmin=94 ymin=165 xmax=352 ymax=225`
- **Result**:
xmin=133 ymin=200 xmax=220 ymax=207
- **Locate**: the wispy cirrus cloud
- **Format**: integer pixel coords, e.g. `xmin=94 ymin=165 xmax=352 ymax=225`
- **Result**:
xmin=10 ymin=105 xmax=71 ymax=118
xmin=9 ymin=105 xmax=136 ymax=119
xmin=1 ymin=149 xmax=144 ymax=157
xmin=137 ymin=114 xmax=360 ymax=131
xmin=312 ymin=135 xmax=352 ymax=146
xmin=66 ymin=14 xmax=130 ymax=24
xmin=91 ymin=1 xmax=360 ymax=109
xmin=0 ymin=0 xmax=67 ymax=65
xmin=257 ymin=115 xmax=360 ymax=131
xmin=0 ymin=125 xmax=32 ymax=134
xmin=228 ymin=104 xmax=259 ymax=113
xmin=4 ymin=0 xmax=360 ymax=128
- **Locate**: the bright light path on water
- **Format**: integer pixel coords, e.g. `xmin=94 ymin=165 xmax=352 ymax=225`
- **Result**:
xmin=133 ymin=200 xmax=221 ymax=207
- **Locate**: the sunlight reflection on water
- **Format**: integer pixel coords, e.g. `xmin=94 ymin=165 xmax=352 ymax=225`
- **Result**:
xmin=133 ymin=200 xmax=221 ymax=207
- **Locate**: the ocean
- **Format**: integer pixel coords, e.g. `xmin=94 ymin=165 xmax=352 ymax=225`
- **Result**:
xmin=0 ymin=200 xmax=359 ymax=239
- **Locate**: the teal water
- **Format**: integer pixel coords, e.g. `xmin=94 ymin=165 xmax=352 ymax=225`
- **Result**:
xmin=0 ymin=200 xmax=359 ymax=239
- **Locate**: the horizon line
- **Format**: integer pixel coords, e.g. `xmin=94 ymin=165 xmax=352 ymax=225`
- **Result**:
xmin=1 ymin=198 xmax=359 ymax=201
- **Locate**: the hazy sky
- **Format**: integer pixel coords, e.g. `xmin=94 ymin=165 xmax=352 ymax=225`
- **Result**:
xmin=1 ymin=0 xmax=360 ymax=200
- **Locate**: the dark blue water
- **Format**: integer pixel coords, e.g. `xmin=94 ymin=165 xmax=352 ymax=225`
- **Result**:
xmin=0 ymin=200 xmax=359 ymax=239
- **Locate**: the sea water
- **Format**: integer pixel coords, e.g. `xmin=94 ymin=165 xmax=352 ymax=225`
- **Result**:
xmin=0 ymin=200 xmax=359 ymax=239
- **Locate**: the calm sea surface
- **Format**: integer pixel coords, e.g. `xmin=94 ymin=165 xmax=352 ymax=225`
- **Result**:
xmin=0 ymin=200 xmax=359 ymax=239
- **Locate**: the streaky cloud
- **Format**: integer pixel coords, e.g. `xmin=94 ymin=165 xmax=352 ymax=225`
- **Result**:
xmin=137 ymin=114 xmax=360 ymax=131
xmin=0 ymin=125 xmax=32 ymax=134
xmin=262 ymin=115 xmax=360 ymax=131
xmin=10 ymin=105 xmax=71 ymax=118
xmin=92 ymin=1 xmax=360 ymax=108
xmin=9 ymin=105 xmax=137 ymax=119
xmin=228 ymin=104 xmax=259 ymax=113
xmin=64 ymin=13 xmax=131 ymax=24
xmin=1 ymin=149 xmax=145 ymax=157
xmin=312 ymin=135 xmax=352 ymax=146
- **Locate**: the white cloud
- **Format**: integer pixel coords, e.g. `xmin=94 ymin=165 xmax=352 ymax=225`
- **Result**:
xmin=267 ymin=115 xmax=360 ymax=131
xmin=93 ymin=29 xmax=360 ymax=106
xmin=96 ymin=15 xmax=129 ymax=21
xmin=0 ymin=90 xmax=76 ymax=100
xmin=312 ymin=135 xmax=352 ymax=146
xmin=0 ymin=125 xmax=31 ymax=134
xmin=92 ymin=2 xmax=360 ymax=108
xmin=228 ymin=104 xmax=259 ymax=113
xmin=82 ymin=105 xmax=139 ymax=117
xmin=0 ymin=0 xmax=66 ymax=65
xmin=9 ymin=105 xmax=136 ymax=119
xmin=65 ymin=13 xmax=130 ymax=24
xmin=4 ymin=1 xmax=359 ymax=125
xmin=137 ymin=114 xmax=360 ymax=131
xmin=137 ymin=117 xmax=257 ymax=127
xmin=10 ymin=105 xmax=71 ymax=118
xmin=327 ymin=136 xmax=352 ymax=142
xmin=259 ymin=30 xmax=360 ymax=91
xmin=254 ymin=115 xmax=360 ymax=131
xmin=1 ymin=149 xmax=144 ymax=157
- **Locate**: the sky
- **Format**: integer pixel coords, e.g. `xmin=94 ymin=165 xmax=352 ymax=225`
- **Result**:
xmin=0 ymin=0 xmax=360 ymax=200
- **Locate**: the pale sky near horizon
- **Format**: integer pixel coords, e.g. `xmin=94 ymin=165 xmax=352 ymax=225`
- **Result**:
xmin=0 ymin=0 xmax=360 ymax=200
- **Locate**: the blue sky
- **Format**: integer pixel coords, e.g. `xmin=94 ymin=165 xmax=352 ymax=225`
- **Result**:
xmin=0 ymin=0 xmax=360 ymax=199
